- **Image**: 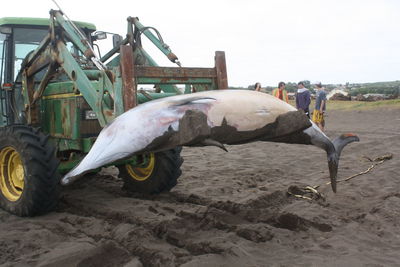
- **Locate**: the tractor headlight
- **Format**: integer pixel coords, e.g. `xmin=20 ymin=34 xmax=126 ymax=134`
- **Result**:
xmin=84 ymin=110 xmax=97 ymax=120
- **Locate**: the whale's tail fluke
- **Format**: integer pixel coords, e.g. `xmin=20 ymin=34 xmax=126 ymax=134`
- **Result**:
xmin=333 ymin=134 xmax=360 ymax=158
xmin=327 ymin=133 xmax=360 ymax=193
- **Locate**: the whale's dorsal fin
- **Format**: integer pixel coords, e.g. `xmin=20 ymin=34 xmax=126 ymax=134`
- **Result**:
xmin=170 ymin=96 xmax=216 ymax=107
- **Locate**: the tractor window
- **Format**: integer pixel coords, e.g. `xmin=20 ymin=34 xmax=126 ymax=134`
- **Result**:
xmin=13 ymin=28 xmax=48 ymax=79
xmin=0 ymin=34 xmax=4 ymax=84
xmin=0 ymin=33 xmax=6 ymax=84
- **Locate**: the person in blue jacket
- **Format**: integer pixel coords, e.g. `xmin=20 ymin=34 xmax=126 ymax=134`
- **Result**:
xmin=295 ymin=82 xmax=311 ymax=118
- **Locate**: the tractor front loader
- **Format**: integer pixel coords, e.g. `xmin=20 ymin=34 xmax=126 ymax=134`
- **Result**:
xmin=0 ymin=9 xmax=228 ymax=216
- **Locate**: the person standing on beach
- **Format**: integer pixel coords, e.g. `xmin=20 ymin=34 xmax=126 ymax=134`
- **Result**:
xmin=313 ymin=82 xmax=327 ymax=131
xmin=272 ymin=82 xmax=289 ymax=103
xmin=254 ymin=82 xmax=262 ymax=91
xmin=295 ymin=81 xmax=311 ymax=118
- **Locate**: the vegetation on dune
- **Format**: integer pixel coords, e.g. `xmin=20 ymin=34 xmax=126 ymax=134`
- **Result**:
xmin=232 ymin=80 xmax=400 ymax=111
xmin=240 ymin=80 xmax=400 ymax=96
xmin=326 ymin=99 xmax=400 ymax=110
xmin=287 ymin=99 xmax=400 ymax=111
xmin=347 ymin=81 xmax=400 ymax=96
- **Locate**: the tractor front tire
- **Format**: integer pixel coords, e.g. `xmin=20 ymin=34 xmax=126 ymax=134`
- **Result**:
xmin=118 ymin=148 xmax=183 ymax=194
xmin=0 ymin=125 xmax=60 ymax=216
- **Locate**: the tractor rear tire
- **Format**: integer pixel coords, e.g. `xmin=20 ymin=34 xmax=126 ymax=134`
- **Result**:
xmin=118 ymin=147 xmax=183 ymax=194
xmin=0 ymin=125 xmax=60 ymax=216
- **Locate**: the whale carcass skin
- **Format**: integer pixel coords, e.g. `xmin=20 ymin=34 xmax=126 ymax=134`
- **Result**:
xmin=62 ymin=90 xmax=359 ymax=192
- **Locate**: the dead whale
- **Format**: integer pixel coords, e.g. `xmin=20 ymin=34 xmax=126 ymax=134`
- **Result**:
xmin=61 ymin=90 xmax=359 ymax=192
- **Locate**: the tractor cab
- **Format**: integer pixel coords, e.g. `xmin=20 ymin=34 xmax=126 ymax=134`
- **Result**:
xmin=0 ymin=18 xmax=96 ymax=125
xmin=0 ymin=17 xmax=96 ymax=83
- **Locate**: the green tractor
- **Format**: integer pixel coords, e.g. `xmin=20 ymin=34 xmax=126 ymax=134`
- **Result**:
xmin=0 ymin=10 xmax=228 ymax=216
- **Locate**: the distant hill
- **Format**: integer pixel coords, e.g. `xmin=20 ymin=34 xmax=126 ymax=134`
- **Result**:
xmin=346 ymin=81 xmax=400 ymax=96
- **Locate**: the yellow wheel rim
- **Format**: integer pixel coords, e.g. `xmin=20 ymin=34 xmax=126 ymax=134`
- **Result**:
xmin=126 ymin=153 xmax=155 ymax=181
xmin=0 ymin=147 xmax=25 ymax=202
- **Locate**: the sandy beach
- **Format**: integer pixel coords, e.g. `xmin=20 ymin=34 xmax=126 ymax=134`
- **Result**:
xmin=0 ymin=106 xmax=399 ymax=267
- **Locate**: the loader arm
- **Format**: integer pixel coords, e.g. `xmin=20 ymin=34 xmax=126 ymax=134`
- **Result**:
xmin=100 ymin=16 xmax=182 ymax=94
xmin=20 ymin=9 xmax=114 ymax=126
xmin=18 ymin=9 xmax=228 ymax=127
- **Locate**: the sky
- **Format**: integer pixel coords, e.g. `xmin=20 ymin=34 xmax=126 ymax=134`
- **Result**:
xmin=1 ymin=0 xmax=399 ymax=87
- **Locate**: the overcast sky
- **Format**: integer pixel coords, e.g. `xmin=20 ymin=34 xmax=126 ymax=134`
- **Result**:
xmin=1 ymin=0 xmax=399 ymax=87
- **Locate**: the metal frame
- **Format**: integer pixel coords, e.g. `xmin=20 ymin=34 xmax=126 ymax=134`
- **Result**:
xmin=0 ymin=9 xmax=228 ymax=172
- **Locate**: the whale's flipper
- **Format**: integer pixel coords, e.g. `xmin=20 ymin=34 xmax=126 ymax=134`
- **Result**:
xmin=200 ymin=138 xmax=228 ymax=152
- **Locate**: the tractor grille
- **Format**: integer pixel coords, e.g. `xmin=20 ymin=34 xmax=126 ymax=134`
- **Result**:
xmin=78 ymin=98 xmax=102 ymax=138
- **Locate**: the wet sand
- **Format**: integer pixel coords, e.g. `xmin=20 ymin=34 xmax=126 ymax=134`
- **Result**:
xmin=1 ymin=107 xmax=399 ymax=266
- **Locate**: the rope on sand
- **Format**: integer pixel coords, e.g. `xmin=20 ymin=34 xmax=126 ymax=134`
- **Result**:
xmin=288 ymin=153 xmax=393 ymax=200
xmin=287 ymin=186 xmax=324 ymax=201
xmin=320 ymin=153 xmax=393 ymax=187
